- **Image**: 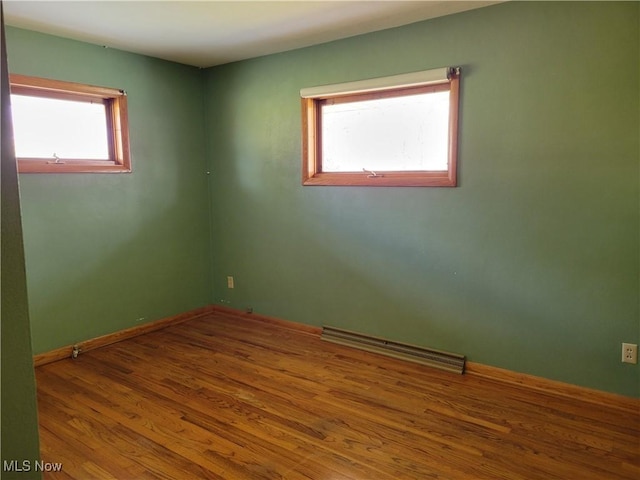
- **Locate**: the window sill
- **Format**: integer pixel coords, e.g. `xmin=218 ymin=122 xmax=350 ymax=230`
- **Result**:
xmin=302 ymin=171 xmax=456 ymax=187
xmin=18 ymin=159 xmax=132 ymax=174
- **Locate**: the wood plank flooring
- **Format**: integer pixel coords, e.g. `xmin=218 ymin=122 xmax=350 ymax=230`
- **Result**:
xmin=35 ymin=312 xmax=640 ymax=479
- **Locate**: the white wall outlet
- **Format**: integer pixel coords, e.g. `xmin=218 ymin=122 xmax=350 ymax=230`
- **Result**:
xmin=621 ymin=343 xmax=637 ymax=364
xmin=227 ymin=276 xmax=234 ymax=289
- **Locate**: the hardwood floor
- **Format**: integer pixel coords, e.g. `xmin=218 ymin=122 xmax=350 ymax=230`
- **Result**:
xmin=36 ymin=311 xmax=639 ymax=479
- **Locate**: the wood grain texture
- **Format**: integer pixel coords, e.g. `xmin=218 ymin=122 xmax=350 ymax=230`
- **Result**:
xmin=36 ymin=311 xmax=639 ymax=479
xmin=211 ymin=305 xmax=321 ymax=336
xmin=465 ymin=362 xmax=639 ymax=414
xmin=33 ymin=306 xmax=215 ymax=367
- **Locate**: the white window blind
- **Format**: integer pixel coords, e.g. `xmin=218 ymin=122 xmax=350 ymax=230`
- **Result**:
xmin=300 ymin=67 xmax=456 ymax=99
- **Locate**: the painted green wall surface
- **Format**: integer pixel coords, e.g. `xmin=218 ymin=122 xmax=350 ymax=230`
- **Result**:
xmin=1 ymin=10 xmax=41 ymax=477
xmin=6 ymin=27 xmax=212 ymax=354
xmin=205 ymin=2 xmax=639 ymax=397
xmin=4 ymin=2 xmax=639 ymax=399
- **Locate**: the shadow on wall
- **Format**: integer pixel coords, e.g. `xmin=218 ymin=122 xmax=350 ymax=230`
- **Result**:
xmin=207 ymin=1 xmax=639 ymax=397
xmin=20 ymin=186 xmax=209 ymax=354
xmin=16 ymin=81 xmax=211 ymax=354
xmin=205 ymin=59 xmax=637 ymax=397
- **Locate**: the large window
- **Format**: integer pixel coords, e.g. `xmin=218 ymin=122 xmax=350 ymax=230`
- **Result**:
xmin=301 ymin=67 xmax=460 ymax=187
xmin=10 ymin=74 xmax=131 ymax=173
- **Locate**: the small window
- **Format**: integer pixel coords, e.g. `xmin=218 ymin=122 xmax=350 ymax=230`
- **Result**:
xmin=10 ymin=74 xmax=131 ymax=173
xmin=301 ymin=67 xmax=460 ymax=187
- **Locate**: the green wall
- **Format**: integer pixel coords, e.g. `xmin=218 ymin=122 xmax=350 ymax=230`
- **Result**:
xmin=6 ymin=27 xmax=211 ymax=354
xmin=1 ymin=9 xmax=41 ymax=477
xmin=205 ymin=2 xmax=639 ymax=397
xmin=4 ymin=2 xmax=639 ymax=398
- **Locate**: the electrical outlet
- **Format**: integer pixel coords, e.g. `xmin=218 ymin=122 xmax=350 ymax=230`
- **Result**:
xmin=621 ymin=343 xmax=637 ymax=364
xmin=227 ymin=276 xmax=234 ymax=289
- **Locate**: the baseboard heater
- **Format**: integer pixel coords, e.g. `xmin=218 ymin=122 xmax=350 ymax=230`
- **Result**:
xmin=321 ymin=326 xmax=466 ymax=374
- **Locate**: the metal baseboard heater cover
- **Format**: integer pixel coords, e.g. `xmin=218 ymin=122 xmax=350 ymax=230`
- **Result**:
xmin=321 ymin=326 xmax=466 ymax=374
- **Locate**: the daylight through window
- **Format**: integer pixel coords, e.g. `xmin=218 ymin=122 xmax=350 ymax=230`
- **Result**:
xmin=301 ymin=67 xmax=460 ymax=187
xmin=10 ymin=74 xmax=131 ymax=173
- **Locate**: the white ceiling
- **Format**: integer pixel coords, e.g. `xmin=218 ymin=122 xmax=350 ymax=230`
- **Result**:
xmin=4 ymin=1 xmax=500 ymax=68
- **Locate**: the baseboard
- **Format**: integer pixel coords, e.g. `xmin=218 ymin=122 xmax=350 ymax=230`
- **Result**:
xmin=211 ymin=305 xmax=322 ymax=336
xmin=465 ymin=362 xmax=639 ymax=414
xmin=33 ymin=304 xmax=639 ymax=413
xmin=33 ymin=305 xmax=215 ymax=367
xmin=214 ymin=306 xmax=638 ymax=412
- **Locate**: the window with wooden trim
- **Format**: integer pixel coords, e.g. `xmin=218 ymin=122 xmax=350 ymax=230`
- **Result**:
xmin=301 ymin=67 xmax=460 ymax=187
xmin=10 ymin=74 xmax=131 ymax=173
